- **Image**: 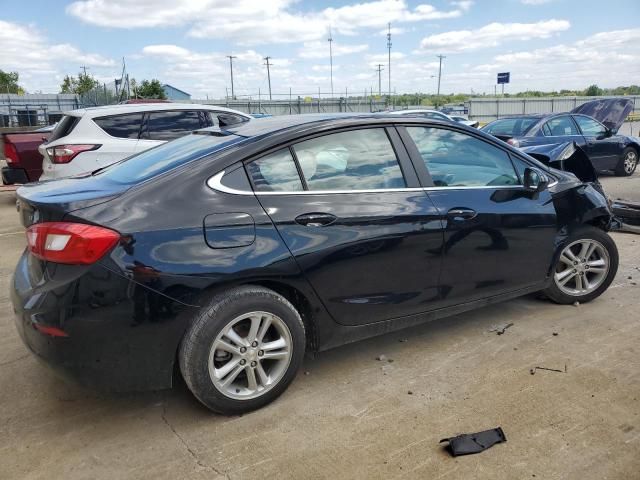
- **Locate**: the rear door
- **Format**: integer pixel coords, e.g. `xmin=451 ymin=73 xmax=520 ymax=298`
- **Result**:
xmin=535 ymin=115 xmax=585 ymax=148
xmin=400 ymin=125 xmax=557 ymax=305
xmin=572 ymin=114 xmax=620 ymax=171
xmin=246 ymin=126 xmax=445 ymax=326
xmin=135 ymin=110 xmax=212 ymax=152
xmin=92 ymin=112 xmax=143 ymax=168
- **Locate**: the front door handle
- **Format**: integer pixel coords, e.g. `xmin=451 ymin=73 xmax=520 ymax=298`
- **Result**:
xmin=447 ymin=208 xmax=477 ymax=221
xmin=295 ymin=212 xmax=337 ymax=227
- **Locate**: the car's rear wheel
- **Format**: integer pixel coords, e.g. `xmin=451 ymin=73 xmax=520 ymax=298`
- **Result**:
xmin=544 ymin=227 xmax=618 ymax=304
xmin=615 ymin=147 xmax=638 ymax=176
xmin=179 ymin=286 xmax=305 ymax=414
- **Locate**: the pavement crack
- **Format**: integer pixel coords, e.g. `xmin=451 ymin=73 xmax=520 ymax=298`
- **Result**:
xmin=161 ymin=401 xmax=228 ymax=478
xmin=0 ymin=353 xmax=29 ymax=367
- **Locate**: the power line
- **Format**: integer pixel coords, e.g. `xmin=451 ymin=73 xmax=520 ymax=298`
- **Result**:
xmin=436 ymin=54 xmax=446 ymax=108
xmin=264 ymin=56 xmax=273 ymax=100
xmin=328 ymin=27 xmax=334 ymax=98
xmin=375 ymin=64 xmax=384 ymax=96
xmin=226 ymin=55 xmax=237 ymax=100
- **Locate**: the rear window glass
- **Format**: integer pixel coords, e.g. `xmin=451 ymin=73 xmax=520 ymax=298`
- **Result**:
xmin=483 ymin=117 xmax=538 ymax=137
xmin=144 ymin=110 xmax=205 ymax=141
xmin=47 ymin=115 xmax=80 ymax=142
xmin=96 ymin=133 xmax=243 ymax=184
xmin=94 ymin=113 xmax=143 ymax=139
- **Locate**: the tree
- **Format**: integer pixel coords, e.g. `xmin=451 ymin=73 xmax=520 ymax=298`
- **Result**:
xmin=0 ymin=70 xmax=24 ymax=94
xmin=584 ymin=84 xmax=603 ymax=96
xmin=136 ymin=79 xmax=166 ymax=99
xmin=60 ymin=72 xmax=100 ymax=95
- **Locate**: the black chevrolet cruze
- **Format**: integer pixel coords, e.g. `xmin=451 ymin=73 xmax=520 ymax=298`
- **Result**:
xmin=12 ymin=114 xmax=619 ymax=414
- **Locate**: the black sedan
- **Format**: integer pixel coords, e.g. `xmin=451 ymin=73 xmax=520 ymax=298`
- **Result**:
xmin=481 ymin=98 xmax=639 ymax=176
xmin=12 ymin=114 xmax=619 ymax=414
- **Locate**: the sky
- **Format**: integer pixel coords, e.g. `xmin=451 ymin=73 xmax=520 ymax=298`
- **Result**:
xmin=2 ymin=0 xmax=640 ymax=99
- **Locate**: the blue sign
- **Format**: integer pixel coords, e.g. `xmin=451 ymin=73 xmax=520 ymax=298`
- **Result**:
xmin=497 ymin=72 xmax=510 ymax=84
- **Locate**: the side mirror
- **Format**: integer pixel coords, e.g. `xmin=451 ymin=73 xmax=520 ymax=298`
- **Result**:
xmin=603 ymin=127 xmax=614 ymax=137
xmin=523 ymin=167 xmax=549 ymax=193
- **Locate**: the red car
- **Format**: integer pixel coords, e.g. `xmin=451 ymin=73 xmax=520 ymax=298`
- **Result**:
xmin=1 ymin=125 xmax=53 ymax=184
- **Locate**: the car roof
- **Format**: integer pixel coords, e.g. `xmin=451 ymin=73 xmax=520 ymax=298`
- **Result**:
xmin=388 ymin=109 xmax=446 ymax=115
xmin=65 ymin=103 xmax=250 ymax=118
xmin=203 ymin=112 xmax=466 ymax=139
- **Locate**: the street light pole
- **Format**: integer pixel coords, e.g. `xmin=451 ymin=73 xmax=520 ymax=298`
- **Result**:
xmin=264 ymin=56 xmax=273 ymax=100
xmin=226 ymin=55 xmax=237 ymax=100
xmin=376 ymin=64 xmax=384 ymax=97
xmin=328 ymin=27 xmax=334 ymax=98
xmin=436 ymin=54 xmax=446 ymax=108
xmin=387 ymin=23 xmax=392 ymax=103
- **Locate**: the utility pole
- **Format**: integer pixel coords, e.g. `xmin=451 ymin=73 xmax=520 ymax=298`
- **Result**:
xmin=80 ymin=65 xmax=89 ymax=76
xmin=436 ymin=54 xmax=445 ymax=108
xmin=387 ymin=23 xmax=392 ymax=102
xmin=375 ymin=64 xmax=384 ymax=97
xmin=264 ymin=56 xmax=273 ymax=100
xmin=328 ymin=27 xmax=334 ymax=98
xmin=226 ymin=55 xmax=237 ymax=100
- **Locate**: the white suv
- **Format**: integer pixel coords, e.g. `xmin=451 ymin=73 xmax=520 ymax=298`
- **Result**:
xmin=39 ymin=103 xmax=251 ymax=180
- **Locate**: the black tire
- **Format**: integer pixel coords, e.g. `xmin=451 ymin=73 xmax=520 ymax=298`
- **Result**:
xmin=614 ymin=147 xmax=638 ymax=176
xmin=544 ymin=226 xmax=618 ymax=305
xmin=179 ymin=285 xmax=305 ymax=414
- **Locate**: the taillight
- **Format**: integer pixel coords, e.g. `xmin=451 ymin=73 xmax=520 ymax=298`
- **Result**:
xmin=45 ymin=144 xmax=100 ymax=164
xmin=26 ymin=222 xmax=120 ymax=265
xmin=4 ymin=142 xmax=19 ymax=164
xmin=506 ymin=138 xmax=520 ymax=148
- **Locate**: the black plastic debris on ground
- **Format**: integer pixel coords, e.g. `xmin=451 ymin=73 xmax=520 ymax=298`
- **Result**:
xmin=489 ymin=323 xmax=514 ymax=335
xmin=440 ymin=427 xmax=507 ymax=457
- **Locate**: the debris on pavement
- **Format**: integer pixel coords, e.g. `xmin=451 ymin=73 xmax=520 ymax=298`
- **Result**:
xmin=440 ymin=427 xmax=507 ymax=456
xmin=376 ymin=354 xmax=388 ymax=362
xmin=530 ymin=365 xmax=567 ymax=375
xmin=573 ymin=301 xmax=580 ymax=307
xmin=489 ymin=322 xmax=514 ymax=335
xmin=552 ymin=332 xmax=559 ymax=336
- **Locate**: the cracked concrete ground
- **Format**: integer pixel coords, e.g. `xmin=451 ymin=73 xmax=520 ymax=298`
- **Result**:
xmin=1 ymin=175 xmax=639 ymax=479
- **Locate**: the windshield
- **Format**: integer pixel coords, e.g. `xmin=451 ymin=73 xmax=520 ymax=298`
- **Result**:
xmin=482 ymin=117 xmax=538 ymax=137
xmin=96 ymin=132 xmax=243 ymax=184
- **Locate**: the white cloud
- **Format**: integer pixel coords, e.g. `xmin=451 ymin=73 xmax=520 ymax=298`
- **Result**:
xmin=298 ymin=41 xmax=369 ymax=59
xmin=465 ymin=28 xmax=640 ymax=92
xmin=0 ymin=20 xmax=115 ymax=92
xmin=67 ymin=0 xmax=472 ymax=44
xmin=419 ymin=19 xmax=570 ymax=53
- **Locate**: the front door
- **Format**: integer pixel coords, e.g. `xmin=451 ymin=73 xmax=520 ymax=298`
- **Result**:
xmin=401 ymin=125 xmax=557 ymax=305
xmin=573 ymin=114 xmax=620 ymax=171
xmin=245 ymin=127 xmax=445 ymax=326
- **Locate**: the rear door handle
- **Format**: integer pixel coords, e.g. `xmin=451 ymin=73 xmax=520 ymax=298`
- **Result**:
xmin=447 ymin=208 xmax=477 ymax=221
xmin=295 ymin=212 xmax=337 ymax=227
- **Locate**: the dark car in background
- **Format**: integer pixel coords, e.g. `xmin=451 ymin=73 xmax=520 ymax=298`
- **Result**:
xmin=12 ymin=114 xmax=619 ymax=414
xmin=481 ymin=98 xmax=639 ymax=176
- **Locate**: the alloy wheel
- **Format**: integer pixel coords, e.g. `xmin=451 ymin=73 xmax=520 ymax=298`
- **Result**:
xmin=624 ymin=150 xmax=638 ymax=174
xmin=208 ymin=311 xmax=293 ymax=400
xmin=554 ymin=239 xmax=610 ymax=296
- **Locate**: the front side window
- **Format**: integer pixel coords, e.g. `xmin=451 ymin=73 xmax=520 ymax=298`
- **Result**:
xmin=145 ymin=110 xmax=204 ymax=141
xmin=292 ymin=129 xmax=406 ymax=191
xmin=94 ymin=113 xmax=143 ymax=139
xmin=246 ymin=149 xmax=304 ymax=192
xmin=406 ymin=127 xmax=519 ymax=187
xmin=542 ymin=116 xmax=579 ymax=136
xmin=573 ymin=115 xmax=607 ymax=136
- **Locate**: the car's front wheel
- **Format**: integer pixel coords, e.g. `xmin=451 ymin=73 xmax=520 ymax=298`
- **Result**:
xmin=544 ymin=227 xmax=618 ymax=304
xmin=179 ymin=286 xmax=306 ymax=414
xmin=615 ymin=147 xmax=638 ymax=176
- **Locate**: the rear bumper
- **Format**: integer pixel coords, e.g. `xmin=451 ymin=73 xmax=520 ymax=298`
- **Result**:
xmin=10 ymin=252 xmax=196 ymax=392
xmin=2 ymin=166 xmax=29 ymax=185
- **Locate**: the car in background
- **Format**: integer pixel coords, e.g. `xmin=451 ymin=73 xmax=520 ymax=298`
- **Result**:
xmin=389 ymin=109 xmax=478 ymax=128
xmin=449 ymin=115 xmax=479 ymax=128
xmin=39 ymin=103 xmax=251 ymax=181
xmin=481 ymin=98 xmax=639 ymax=176
xmin=13 ymin=113 xmax=618 ymax=414
xmin=2 ymin=124 xmax=56 ymax=184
